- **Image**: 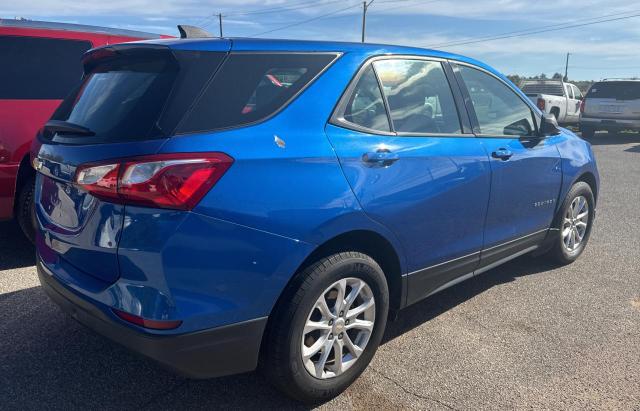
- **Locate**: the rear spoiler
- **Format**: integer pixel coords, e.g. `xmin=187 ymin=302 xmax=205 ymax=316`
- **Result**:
xmin=81 ymin=43 xmax=174 ymax=73
xmin=177 ymin=25 xmax=214 ymax=39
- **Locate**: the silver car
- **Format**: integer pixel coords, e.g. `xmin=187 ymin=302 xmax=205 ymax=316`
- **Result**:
xmin=580 ymin=78 xmax=640 ymax=138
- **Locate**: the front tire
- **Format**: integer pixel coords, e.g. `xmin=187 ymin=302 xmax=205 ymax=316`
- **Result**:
xmin=16 ymin=176 xmax=36 ymax=244
xmin=261 ymin=252 xmax=389 ymax=404
xmin=545 ymin=181 xmax=595 ymax=265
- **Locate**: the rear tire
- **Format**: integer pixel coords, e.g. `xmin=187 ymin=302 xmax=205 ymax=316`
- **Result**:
xmin=16 ymin=176 xmax=36 ymax=244
xmin=260 ymin=252 xmax=389 ymax=404
xmin=543 ymin=181 xmax=595 ymax=265
xmin=581 ymin=127 xmax=595 ymax=138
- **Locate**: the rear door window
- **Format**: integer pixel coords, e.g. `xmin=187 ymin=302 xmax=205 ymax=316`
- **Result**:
xmin=373 ymin=59 xmax=462 ymax=134
xmin=586 ymin=81 xmax=640 ymax=100
xmin=0 ymin=35 xmax=91 ymax=99
xmin=177 ymin=53 xmax=338 ymax=133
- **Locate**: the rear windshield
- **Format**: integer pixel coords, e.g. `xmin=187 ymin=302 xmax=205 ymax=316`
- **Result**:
xmin=0 ymin=35 xmax=91 ymax=99
xmin=57 ymin=57 xmax=177 ymax=142
xmin=48 ymin=49 xmax=336 ymax=143
xmin=586 ymin=81 xmax=640 ymax=100
xmin=520 ymin=82 xmax=565 ymax=97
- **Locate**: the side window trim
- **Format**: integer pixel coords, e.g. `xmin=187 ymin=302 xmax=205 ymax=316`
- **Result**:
xmin=444 ymin=61 xmax=474 ymax=135
xmin=371 ymin=63 xmax=396 ymax=133
xmin=330 ymin=55 xmax=476 ymax=137
xmin=451 ymin=61 xmax=541 ymax=138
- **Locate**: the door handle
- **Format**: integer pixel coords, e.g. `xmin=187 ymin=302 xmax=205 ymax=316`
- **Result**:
xmin=362 ymin=149 xmax=399 ymax=167
xmin=491 ymin=148 xmax=513 ymax=161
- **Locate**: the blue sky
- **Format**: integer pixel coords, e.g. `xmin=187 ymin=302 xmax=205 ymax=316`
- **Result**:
xmin=3 ymin=0 xmax=640 ymax=80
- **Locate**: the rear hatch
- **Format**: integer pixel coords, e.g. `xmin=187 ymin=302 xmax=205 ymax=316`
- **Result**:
xmin=583 ymin=81 xmax=640 ymax=119
xmin=34 ymin=41 xmax=230 ymax=284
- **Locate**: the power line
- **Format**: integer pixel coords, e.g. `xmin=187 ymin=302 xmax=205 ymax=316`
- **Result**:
xmin=427 ymin=8 xmax=640 ymax=48
xmin=430 ymin=11 xmax=640 ymax=48
xmin=227 ymin=0 xmax=347 ymax=17
xmin=249 ymin=2 xmax=363 ymax=37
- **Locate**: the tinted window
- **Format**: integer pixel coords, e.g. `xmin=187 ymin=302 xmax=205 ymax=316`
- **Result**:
xmin=52 ymin=54 xmax=179 ymax=143
xmin=0 ymin=35 xmax=91 ymax=99
xmin=178 ymin=53 xmax=336 ymax=133
xmin=374 ymin=59 xmax=461 ymax=134
xmin=341 ymin=66 xmax=390 ymax=132
xmin=586 ymin=81 xmax=640 ymax=100
xmin=457 ymin=65 xmax=535 ymax=136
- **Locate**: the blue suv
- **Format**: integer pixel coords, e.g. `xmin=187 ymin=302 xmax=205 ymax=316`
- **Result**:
xmin=33 ymin=35 xmax=599 ymax=403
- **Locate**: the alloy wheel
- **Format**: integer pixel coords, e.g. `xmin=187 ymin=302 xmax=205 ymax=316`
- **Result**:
xmin=562 ymin=195 xmax=589 ymax=252
xmin=301 ymin=277 xmax=376 ymax=379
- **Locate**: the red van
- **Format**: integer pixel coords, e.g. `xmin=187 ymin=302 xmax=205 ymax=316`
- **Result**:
xmin=0 ymin=19 xmax=168 ymax=241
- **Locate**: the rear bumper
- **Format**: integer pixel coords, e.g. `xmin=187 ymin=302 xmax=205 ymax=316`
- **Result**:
xmin=38 ymin=261 xmax=267 ymax=379
xmin=580 ymin=116 xmax=640 ymax=130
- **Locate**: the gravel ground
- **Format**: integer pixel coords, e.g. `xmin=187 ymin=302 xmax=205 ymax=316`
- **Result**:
xmin=0 ymin=132 xmax=638 ymax=410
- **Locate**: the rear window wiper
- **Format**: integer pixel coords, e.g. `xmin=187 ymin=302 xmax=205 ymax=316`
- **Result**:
xmin=44 ymin=120 xmax=95 ymax=136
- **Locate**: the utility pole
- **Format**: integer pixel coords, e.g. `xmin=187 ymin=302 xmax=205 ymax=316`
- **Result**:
xmin=218 ymin=13 xmax=223 ymax=38
xmin=361 ymin=0 xmax=375 ymax=43
xmin=564 ymin=52 xmax=571 ymax=81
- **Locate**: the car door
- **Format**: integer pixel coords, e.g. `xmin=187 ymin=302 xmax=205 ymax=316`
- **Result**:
xmin=325 ymin=57 xmax=492 ymax=305
xmin=570 ymin=85 xmax=583 ymax=121
xmin=451 ymin=63 xmax=562 ymax=269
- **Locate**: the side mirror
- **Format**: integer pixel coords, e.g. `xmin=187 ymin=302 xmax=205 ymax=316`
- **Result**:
xmin=539 ymin=114 xmax=560 ymax=136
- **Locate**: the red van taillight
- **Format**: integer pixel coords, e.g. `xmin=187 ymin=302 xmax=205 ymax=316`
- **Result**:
xmin=537 ymin=98 xmax=546 ymax=111
xmin=580 ymin=99 xmax=586 ymax=113
xmin=75 ymin=153 xmax=233 ymax=210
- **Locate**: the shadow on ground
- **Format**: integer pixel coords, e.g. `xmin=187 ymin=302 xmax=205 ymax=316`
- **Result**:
xmin=0 ymin=246 xmax=556 ymax=409
xmin=580 ymin=130 xmax=640 ymax=146
xmin=0 ymin=221 xmax=34 ymax=270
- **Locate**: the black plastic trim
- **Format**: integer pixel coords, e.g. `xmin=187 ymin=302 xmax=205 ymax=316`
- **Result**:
xmin=405 ymin=252 xmax=480 ymax=306
xmin=402 ymin=229 xmax=549 ymax=308
xmin=38 ymin=261 xmax=267 ymax=379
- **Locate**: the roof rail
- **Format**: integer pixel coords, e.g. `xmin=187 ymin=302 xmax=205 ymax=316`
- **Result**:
xmin=177 ymin=25 xmax=214 ymax=39
xmin=602 ymin=77 xmax=640 ymax=81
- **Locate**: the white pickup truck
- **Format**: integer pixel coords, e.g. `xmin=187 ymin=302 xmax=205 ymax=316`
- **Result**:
xmin=520 ymin=80 xmax=583 ymax=124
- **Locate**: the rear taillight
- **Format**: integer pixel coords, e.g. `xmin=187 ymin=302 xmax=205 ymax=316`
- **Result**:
xmin=537 ymin=98 xmax=546 ymax=111
xmin=580 ymin=99 xmax=586 ymax=113
xmin=75 ymin=152 xmax=233 ymax=210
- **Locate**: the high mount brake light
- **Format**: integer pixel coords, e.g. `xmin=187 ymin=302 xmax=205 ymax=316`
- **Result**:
xmin=75 ymin=153 xmax=233 ymax=210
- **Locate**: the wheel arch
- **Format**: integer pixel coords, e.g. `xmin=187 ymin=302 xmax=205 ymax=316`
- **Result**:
xmin=267 ymin=229 xmax=405 ymax=323
xmin=575 ymin=171 xmax=598 ymax=204
xmin=13 ymin=154 xmax=35 ymax=212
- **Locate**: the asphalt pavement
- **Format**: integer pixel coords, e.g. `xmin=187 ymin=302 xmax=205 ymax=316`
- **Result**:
xmin=1 ymin=131 xmax=638 ymax=410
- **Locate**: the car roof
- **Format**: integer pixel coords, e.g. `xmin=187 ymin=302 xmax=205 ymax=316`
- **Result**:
xmin=140 ymin=36 xmax=498 ymax=75
xmin=0 ymin=18 xmax=163 ymax=39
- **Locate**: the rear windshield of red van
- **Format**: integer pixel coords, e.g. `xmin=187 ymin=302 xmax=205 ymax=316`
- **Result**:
xmin=0 ymin=35 xmax=91 ymax=99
